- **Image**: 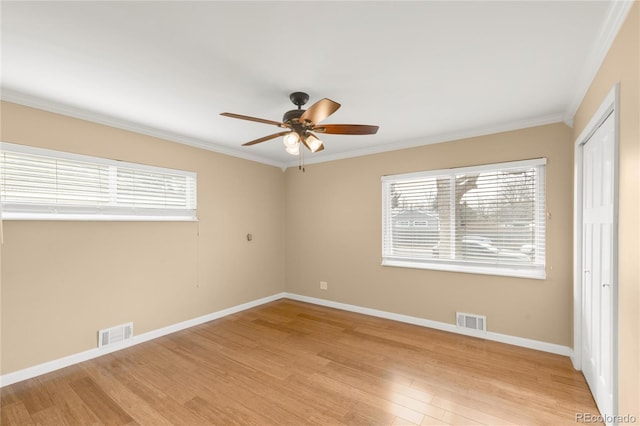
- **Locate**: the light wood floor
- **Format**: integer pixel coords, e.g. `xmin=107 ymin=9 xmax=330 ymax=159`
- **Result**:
xmin=1 ymin=299 xmax=600 ymax=425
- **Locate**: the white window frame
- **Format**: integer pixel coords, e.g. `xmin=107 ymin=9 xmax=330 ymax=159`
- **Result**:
xmin=382 ymin=158 xmax=546 ymax=279
xmin=0 ymin=142 xmax=197 ymax=221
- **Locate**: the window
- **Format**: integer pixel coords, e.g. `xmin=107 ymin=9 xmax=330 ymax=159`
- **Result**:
xmin=0 ymin=142 xmax=197 ymax=221
xmin=382 ymin=159 xmax=546 ymax=279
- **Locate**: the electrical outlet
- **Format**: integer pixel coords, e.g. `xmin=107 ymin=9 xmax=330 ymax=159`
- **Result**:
xmin=320 ymin=281 xmax=328 ymax=290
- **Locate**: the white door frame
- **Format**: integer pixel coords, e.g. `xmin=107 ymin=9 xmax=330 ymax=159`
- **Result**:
xmin=572 ymin=83 xmax=619 ymax=418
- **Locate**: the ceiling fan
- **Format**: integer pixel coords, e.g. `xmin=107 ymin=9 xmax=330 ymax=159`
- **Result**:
xmin=220 ymin=92 xmax=379 ymax=158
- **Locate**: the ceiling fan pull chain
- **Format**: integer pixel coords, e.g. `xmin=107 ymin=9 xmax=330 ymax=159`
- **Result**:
xmin=298 ymin=147 xmax=302 ymax=171
xmin=297 ymin=145 xmax=305 ymax=172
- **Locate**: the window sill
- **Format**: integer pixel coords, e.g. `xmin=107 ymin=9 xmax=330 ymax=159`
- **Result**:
xmin=381 ymin=258 xmax=546 ymax=280
xmin=1 ymin=213 xmax=198 ymax=222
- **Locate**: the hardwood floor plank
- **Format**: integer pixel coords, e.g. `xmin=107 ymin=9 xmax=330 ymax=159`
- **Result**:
xmin=68 ymin=377 xmax=134 ymax=425
xmin=427 ymin=395 xmax=515 ymax=425
xmin=296 ymin=312 xmax=354 ymax=330
xmin=287 ymin=372 xmax=357 ymax=418
xmin=9 ymin=378 xmax=55 ymax=415
xmin=82 ymin=366 xmax=174 ymax=425
xmin=183 ymin=395 xmax=262 ymax=425
xmin=1 ymin=402 xmax=35 ymax=426
xmin=216 ymin=367 xmax=344 ymax=425
xmin=309 ymin=372 xmax=425 ymax=424
xmin=41 ymin=381 xmax=103 ymax=425
xmin=29 ymin=405 xmax=74 ymax=426
xmin=420 ymin=413 xmax=451 ymax=426
xmin=391 ymin=416 xmax=420 ymax=426
xmin=1 ymin=299 xmax=602 ymax=425
xmin=342 ymin=402 xmax=398 ymax=425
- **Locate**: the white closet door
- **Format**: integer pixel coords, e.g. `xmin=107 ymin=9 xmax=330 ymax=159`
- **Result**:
xmin=581 ymin=111 xmax=615 ymax=418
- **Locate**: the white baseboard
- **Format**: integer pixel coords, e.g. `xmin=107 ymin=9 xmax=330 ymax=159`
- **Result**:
xmin=0 ymin=292 xmax=287 ymax=388
xmin=284 ymin=293 xmax=573 ymax=357
xmin=1 ymin=290 xmax=573 ymax=387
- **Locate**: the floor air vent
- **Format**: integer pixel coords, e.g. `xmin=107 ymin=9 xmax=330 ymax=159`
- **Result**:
xmin=456 ymin=312 xmax=486 ymax=332
xmin=98 ymin=322 xmax=133 ymax=348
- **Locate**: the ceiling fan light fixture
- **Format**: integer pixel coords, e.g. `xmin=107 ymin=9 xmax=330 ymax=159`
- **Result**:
xmin=305 ymin=134 xmax=323 ymax=152
xmin=285 ymin=142 xmax=300 ymax=156
xmin=283 ymin=132 xmax=300 ymax=148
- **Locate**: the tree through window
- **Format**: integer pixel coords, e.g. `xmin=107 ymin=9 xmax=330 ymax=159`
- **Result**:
xmin=382 ymin=159 xmax=546 ymax=279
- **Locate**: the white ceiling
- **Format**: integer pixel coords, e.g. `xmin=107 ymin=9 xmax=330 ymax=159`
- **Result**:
xmin=0 ymin=1 xmax=631 ymax=168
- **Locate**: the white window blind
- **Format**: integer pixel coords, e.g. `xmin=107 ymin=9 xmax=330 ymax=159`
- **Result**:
xmin=0 ymin=142 xmax=197 ymax=220
xmin=382 ymin=159 xmax=546 ymax=279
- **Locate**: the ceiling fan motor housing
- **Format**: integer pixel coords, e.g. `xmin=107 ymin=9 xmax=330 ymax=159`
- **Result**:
xmin=282 ymin=109 xmax=305 ymax=124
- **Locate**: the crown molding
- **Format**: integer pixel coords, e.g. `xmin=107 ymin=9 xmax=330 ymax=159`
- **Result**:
xmin=3 ymin=89 xmax=563 ymax=172
xmin=0 ymin=89 xmax=288 ymax=169
xmin=563 ymin=0 xmax=634 ymax=125
xmin=285 ymin=112 xmax=564 ymax=169
xmin=0 ymin=90 xmax=568 ymax=171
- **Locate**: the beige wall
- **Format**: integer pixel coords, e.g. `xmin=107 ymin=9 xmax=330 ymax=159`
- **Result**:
xmin=572 ymin=3 xmax=639 ymax=418
xmin=285 ymin=123 xmax=574 ymax=346
xmin=0 ymin=102 xmax=286 ymax=374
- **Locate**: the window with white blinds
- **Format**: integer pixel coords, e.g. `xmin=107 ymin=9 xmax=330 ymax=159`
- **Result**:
xmin=0 ymin=142 xmax=197 ymax=220
xmin=382 ymin=158 xmax=546 ymax=279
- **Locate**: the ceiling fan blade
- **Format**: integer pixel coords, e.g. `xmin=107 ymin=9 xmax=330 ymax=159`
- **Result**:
xmin=312 ymin=124 xmax=379 ymax=135
xmin=221 ymin=112 xmax=287 ymax=128
xmin=242 ymin=131 xmax=291 ymax=146
xmin=299 ymin=98 xmax=341 ymax=124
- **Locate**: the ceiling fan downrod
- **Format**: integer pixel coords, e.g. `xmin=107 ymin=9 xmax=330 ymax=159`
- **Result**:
xmin=282 ymin=92 xmax=309 ymax=124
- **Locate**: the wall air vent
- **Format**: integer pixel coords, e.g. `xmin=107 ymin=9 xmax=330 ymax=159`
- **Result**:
xmin=456 ymin=312 xmax=486 ymax=332
xmin=98 ymin=322 xmax=133 ymax=348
